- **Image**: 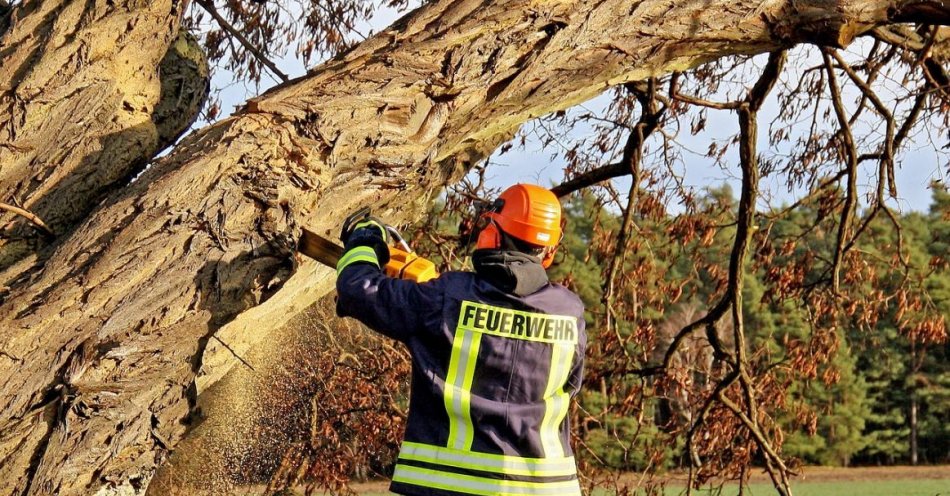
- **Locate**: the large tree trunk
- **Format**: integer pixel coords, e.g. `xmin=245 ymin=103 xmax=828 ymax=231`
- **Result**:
xmin=0 ymin=0 xmax=944 ymax=494
xmin=0 ymin=0 xmax=207 ymax=279
xmin=0 ymin=1 xmax=206 ymax=493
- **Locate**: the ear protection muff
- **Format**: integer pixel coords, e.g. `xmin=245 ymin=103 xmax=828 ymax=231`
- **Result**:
xmin=539 ymin=217 xmax=567 ymax=268
xmin=540 ymin=245 xmax=557 ymax=268
xmin=474 ymin=199 xmax=505 ymax=250
xmin=475 ymin=216 xmax=502 ymax=250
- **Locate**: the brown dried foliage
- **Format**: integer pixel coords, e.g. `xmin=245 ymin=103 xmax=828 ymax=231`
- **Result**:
xmin=532 ymin=26 xmax=948 ymax=496
xmin=264 ymin=299 xmax=410 ymax=495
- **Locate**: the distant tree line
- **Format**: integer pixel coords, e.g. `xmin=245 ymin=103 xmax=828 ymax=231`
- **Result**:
xmin=414 ymin=182 xmax=948 ymax=480
xmin=540 ymin=185 xmax=949 ymax=470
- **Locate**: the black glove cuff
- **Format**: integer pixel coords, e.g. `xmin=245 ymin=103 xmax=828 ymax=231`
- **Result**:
xmin=344 ymin=228 xmax=391 ymax=266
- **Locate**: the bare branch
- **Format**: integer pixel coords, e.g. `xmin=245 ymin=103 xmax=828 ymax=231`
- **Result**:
xmin=822 ymin=48 xmax=859 ymax=294
xmin=670 ymin=80 xmax=742 ymax=110
xmin=725 ymin=50 xmax=792 ymax=496
xmin=829 ymin=50 xmax=897 ymax=199
xmin=748 ymin=51 xmax=786 ymax=111
xmin=195 ymin=0 xmax=290 ymax=83
xmin=635 ymin=52 xmax=787 ymax=378
xmin=870 ymin=24 xmax=949 ymax=59
xmin=896 ymin=83 xmax=932 ymax=148
xmin=922 ymin=58 xmax=950 ymax=98
xmin=600 ymin=81 xmax=661 ymax=356
xmin=553 ymin=83 xmax=667 ymax=197
xmin=0 ymin=202 xmax=54 ymax=237
xmin=717 ymin=390 xmax=792 ymax=492
xmin=762 ymin=170 xmax=848 ymax=219
xmin=551 ymin=161 xmax=626 ymax=198
xmin=887 ymin=1 xmax=950 ymax=26
xmin=210 ymin=335 xmax=256 ymax=372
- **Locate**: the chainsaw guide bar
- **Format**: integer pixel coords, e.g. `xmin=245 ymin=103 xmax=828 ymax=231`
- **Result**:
xmin=298 ymin=227 xmax=438 ymax=283
xmin=299 ymin=228 xmax=345 ymax=267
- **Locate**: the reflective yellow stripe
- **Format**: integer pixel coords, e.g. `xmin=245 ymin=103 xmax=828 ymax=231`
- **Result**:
xmin=336 ymin=246 xmax=378 ymax=274
xmin=399 ymin=442 xmax=577 ymax=477
xmin=393 ymin=464 xmax=581 ymax=496
xmin=458 ymin=301 xmax=578 ymax=344
xmin=540 ymin=342 xmax=574 ymax=457
xmin=445 ymin=328 xmax=483 ymax=450
xmin=445 ymin=300 xmax=579 ymax=458
xmin=353 ymin=219 xmax=387 ymax=239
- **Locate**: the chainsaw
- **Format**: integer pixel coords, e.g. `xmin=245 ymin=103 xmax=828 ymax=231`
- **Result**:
xmin=298 ymin=208 xmax=439 ymax=283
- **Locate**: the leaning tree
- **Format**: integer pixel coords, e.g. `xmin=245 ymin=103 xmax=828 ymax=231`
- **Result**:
xmin=0 ymin=0 xmax=947 ymax=495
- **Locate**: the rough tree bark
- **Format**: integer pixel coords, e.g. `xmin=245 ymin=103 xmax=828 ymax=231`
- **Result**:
xmin=0 ymin=1 xmax=206 ymax=493
xmin=0 ymin=0 xmax=207 ymax=280
xmin=0 ymin=0 xmax=945 ymax=494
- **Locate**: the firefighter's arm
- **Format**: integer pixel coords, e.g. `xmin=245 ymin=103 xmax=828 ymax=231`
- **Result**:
xmin=335 ymin=219 xmax=442 ymax=342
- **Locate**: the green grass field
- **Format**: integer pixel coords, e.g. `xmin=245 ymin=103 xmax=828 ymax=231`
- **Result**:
xmin=652 ymin=478 xmax=947 ymax=496
xmin=353 ymin=479 xmax=948 ymax=496
xmin=356 ymin=479 xmax=948 ymax=496
xmin=343 ymin=466 xmax=949 ymax=496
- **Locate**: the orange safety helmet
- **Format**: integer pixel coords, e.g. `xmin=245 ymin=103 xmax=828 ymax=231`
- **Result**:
xmin=476 ymin=184 xmax=563 ymax=268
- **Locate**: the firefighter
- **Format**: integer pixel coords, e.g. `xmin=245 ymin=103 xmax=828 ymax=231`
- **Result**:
xmin=336 ymin=183 xmax=586 ymax=496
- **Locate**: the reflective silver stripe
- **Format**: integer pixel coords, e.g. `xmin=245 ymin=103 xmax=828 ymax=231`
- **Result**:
xmin=393 ymin=464 xmax=581 ymax=496
xmin=399 ymin=441 xmax=577 ymax=477
xmin=336 ymin=246 xmax=378 ymax=274
xmin=445 ymin=328 xmax=482 ymax=449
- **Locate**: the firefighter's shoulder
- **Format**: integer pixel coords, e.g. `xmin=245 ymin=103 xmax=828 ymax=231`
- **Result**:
xmin=545 ymin=282 xmax=585 ymax=317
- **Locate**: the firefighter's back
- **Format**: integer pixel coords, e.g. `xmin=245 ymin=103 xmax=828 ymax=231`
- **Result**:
xmin=391 ymin=271 xmax=587 ymax=496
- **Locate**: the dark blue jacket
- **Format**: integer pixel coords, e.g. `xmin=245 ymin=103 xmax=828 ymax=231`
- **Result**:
xmin=336 ymin=242 xmax=586 ymax=496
